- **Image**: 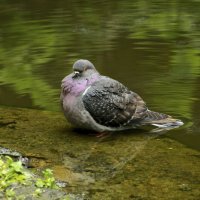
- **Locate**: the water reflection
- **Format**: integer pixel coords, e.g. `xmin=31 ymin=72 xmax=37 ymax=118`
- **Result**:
xmin=0 ymin=1 xmax=200 ymax=147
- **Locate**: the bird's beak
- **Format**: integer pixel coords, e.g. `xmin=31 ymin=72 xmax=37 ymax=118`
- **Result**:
xmin=72 ymin=71 xmax=80 ymax=78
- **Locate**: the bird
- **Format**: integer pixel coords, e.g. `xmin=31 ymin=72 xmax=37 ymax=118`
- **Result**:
xmin=60 ymin=59 xmax=183 ymax=132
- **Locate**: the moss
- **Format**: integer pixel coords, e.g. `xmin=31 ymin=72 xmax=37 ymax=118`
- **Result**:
xmin=0 ymin=107 xmax=200 ymax=199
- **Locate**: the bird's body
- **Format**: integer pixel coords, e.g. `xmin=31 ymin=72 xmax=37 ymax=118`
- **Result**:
xmin=61 ymin=59 xmax=183 ymax=132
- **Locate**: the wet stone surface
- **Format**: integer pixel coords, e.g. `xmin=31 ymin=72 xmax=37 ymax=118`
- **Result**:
xmin=0 ymin=158 xmax=84 ymax=200
xmin=0 ymin=106 xmax=200 ymax=199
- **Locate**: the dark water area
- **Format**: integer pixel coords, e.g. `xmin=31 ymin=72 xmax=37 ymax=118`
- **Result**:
xmin=0 ymin=1 xmax=200 ymax=199
xmin=0 ymin=0 xmax=200 ymax=150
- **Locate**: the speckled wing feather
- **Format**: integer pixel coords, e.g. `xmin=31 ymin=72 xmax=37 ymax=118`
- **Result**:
xmin=82 ymin=77 xmax=148 ymax=128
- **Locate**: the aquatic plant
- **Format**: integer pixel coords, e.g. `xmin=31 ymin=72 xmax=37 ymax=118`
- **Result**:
xmin=35 ymin=168 xmax=58 ymax=189
xmin=0 ymin=156 xmax=62 ymax=199
xmin=0 ymin=156 xmax=31 ymax=198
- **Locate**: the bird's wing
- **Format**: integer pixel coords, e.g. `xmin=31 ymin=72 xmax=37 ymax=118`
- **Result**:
xmin=82 ymin=77 xmax=148 ymax=127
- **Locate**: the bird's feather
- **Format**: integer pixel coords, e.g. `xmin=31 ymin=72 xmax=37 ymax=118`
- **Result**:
xmin=82 ymin=77 xmax=148 ymax=127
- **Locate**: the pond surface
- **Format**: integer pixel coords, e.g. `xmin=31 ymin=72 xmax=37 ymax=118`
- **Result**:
xmin=0 ymin=0 xmax=200 ymax=199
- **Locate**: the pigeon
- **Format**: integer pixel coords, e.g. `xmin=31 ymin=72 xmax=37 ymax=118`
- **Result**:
xmin=60 ymin=59 xmax=183 ymax=132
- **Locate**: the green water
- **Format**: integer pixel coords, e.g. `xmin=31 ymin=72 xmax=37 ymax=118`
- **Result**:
xmin=0 ymin=1 xmax=200 ymax=199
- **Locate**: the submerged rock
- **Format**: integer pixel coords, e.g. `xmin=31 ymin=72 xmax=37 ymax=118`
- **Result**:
xmin=0 ymin=106 xmax=200 ymax=199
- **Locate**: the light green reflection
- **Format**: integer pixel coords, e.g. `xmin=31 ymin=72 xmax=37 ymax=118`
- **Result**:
xmin=0 ymin=0 xmax=200 ymax=113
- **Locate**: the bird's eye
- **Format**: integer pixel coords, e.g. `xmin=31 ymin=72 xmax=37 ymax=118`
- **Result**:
xmin=72 ymin=71 xmax=81 ymax=78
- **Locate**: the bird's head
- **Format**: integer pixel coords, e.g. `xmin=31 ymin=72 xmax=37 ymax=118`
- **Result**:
xmin=72 ymin=59 xmax=97 ymax=78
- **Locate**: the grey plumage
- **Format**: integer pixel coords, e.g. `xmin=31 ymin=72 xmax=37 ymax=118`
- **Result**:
xmin=61 ymin=59 xmax=183 ymax=132
xmin=82 ymin=77 xmax=146 ymax=127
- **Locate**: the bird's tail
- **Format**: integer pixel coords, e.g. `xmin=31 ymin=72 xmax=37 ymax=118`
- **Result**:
xmin=143 ymin=110 xmax=183 ymax=128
